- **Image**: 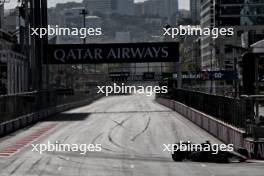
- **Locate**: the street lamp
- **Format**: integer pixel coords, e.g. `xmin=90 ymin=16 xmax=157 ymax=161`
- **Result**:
xmin=80 ymin=9 xmax=88 ymax=74
xmin=80 ymin=9 xmax=88 ymax=44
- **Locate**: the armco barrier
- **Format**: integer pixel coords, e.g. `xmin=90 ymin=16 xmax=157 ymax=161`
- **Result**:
xmin=20 ymin=115 xmax=28 ymax=128
xmin=0 ymin=95 xmax=103 ymax=137
xmin=0 ymin=124 xmax=3 ymax=136
xmin=156 ymin=97 xmax=245 ymax=150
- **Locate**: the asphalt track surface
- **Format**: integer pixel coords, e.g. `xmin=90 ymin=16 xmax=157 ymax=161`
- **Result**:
xmin=0 ymin=94 xmax=263 ymax=176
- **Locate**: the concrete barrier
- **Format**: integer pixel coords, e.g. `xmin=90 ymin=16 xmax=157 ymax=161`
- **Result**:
xmin=156 ymin=97 xmax=245 ymax=150
xmin=27 ymin=114 xmax=34 ymax=124
xmin=0 ymin=124 xmax=4 ymax=137
xmin=20 ymin=115 xmax=28 ymax=128
xmin=3 ymin=121 xmax=13 ymax=134
xmin=33 ymin=113 xmax=39 ymax=123
xmin=12 ymin=119 xmax=20 ymax=131
xmin=202 ymin=116 xmax=209 ymax=132
xmin=209 ymin=119 xmax=218 ymax=137
xmin=196 ymin=112 xmax=202 ymax=126
xmin=0 ymin=95 xmax=103 ymax=138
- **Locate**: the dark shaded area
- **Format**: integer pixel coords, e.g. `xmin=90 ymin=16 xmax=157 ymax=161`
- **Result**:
xmin=43 ymin=113 xmax=90 ymax=121
xmin=0 ymin=91 xmax=93 ymax=124
xmin=242 ymin=53 xmax=258 ymax=95
xmin=84 ymin=110 xmax=171 ymax=114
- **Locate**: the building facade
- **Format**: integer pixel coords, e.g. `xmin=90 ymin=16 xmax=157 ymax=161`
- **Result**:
xmin=0 ymin=30 xmax=28 ymax=95
xmin=134 ymin=2 xmax=144 ymax=16
xmin=215 ymin=0 xmax=264 ymax=26
xmin=114 ymin=0 xmax=134 ymax=16
xmin=0 ymin=4 xmax=3 ymax=29
xmin=83 ymin=0 xmax=135 ymax=15
xmin=200 ymin=0 xmax=264 ymax=94
xmin=0 ymin=4 xmax=29 ymax=95
xmin=200 ymin=0 xmax=264 ymax=70
xmin=165 ymin=0 xmax=179 ymax=18
xmin=200 ymin=0 xmax=216 ymax=71
xmin=143 ymin=0 xmax=178 ymax=19
xmin=83 ymin=0 xmax=113 ymax=14
xmin=190 ymin=0 xmax=201 ymax=24
xmin=216 ymin=0 xmax=264 ymax=70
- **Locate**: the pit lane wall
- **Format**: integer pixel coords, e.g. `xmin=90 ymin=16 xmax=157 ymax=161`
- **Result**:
xmin=156 ymin=98 xmax=246 ymax=151
xmin=0 ymin=95 xmax=103 ymax=137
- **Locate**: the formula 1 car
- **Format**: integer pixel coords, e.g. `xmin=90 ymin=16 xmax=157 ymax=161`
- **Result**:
xmin=171 ymin=141 xmax=247 ymax=163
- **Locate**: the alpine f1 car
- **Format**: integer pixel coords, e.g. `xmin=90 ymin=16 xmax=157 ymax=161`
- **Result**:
xmin=171 ymin=141 xmax=247 ymax=163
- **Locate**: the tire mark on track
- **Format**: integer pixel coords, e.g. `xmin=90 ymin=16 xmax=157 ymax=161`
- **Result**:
xmin=108 ymin=131 xmax=126 ymax=149
xmin=38 ymin=158 xmax=52 ymax=176
xmin=91 ymin=115 xmax=133 ymax=145
xmin=62 ymin=135 xmax=71 ymax=143
xmin=107 ymin=116 xmax=140 ymax=153
xmin=91 ymin=115 xmax=137 ymax=153
xmin=101 ymin=147 xmax=120 ymax=153
xmin=131 ymin=116 xmax=151 ymax=141
xmin=10 ymin=159 xmax=26 ymax=175
xmin=27 ymin=158 xmax=43 ymax=173
xmin=91 ymin=133 xmax=104 ymax=145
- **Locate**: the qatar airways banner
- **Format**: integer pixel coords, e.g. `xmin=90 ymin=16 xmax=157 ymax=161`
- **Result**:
xmin=45 ymin=42 xmax=179 ymax=64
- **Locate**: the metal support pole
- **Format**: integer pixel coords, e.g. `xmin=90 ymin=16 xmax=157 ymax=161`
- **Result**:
xmin=80 ymin=9 xmax=88 ymax=44
xmin=210 ymin=46 xmax=213 ymax=94
xmin=177 ymin=61 xmax=182 ymax=89
xmin=255 ymin=56 xmax=259 ymax=95
xmin=233 ymin=48 xmax=238 ymax=98
xmin=24 ymin=0 xmax=30 ymax=91
xmin=255 ymin=57 xmax=260 ymax=125
xmin=41 ymin=0 xmax=48 ymax=90
xmin=80 ymin=9 xmax=88 ymax=74
xmin=31 ymin=0 xmax=38 ymax=90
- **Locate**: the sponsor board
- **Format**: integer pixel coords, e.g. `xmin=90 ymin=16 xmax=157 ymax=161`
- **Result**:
xmin=45 ymin=42 xmax=179 ymax=64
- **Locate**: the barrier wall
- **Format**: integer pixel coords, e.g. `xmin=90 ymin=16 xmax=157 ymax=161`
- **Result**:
xmin=244 ymin=139 xmax=264 ymax=159
xmin=156 ymin=98 xmax=245 ymax=150
xmin=0 ymin=95 xmax=103 ymax=137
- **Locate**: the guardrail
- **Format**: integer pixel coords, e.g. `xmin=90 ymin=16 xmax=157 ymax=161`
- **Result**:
xmin=156 ymin=89 xmax=264 ymax=159
xmin=158 ymin=89 xmax=248 ymax=129
xmin=156 ymin=98 xmax=246 ymax=150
